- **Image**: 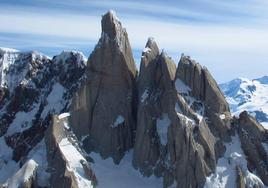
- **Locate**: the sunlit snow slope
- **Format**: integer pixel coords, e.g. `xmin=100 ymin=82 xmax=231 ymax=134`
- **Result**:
xmin=220 ymin=76 xmax=268 ymax=129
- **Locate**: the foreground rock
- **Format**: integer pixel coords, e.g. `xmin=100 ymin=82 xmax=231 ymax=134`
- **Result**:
xmin=45 ymin=114 xmax=97 ymax=188
xmin=70 ymin=11 xmax=137 ymax=163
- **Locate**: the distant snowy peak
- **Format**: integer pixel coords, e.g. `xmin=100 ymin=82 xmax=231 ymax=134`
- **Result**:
xmin=0 ymin=49 xmax=49 ymax=93
xmin=54 ymin=51 xmax=87 ymax=67
xmin=98 ymin=11 xmax=129 ymax=53
xmin=0 ymin=47 xmax=87 ymax=187
xmin=0 ymin=47 xmax=20 ymax=54
xmin=0 ymin=48 xmax=87 ymax=95
xmin=220 ymin=76 xmax=268 ymax=129
xmin=254 ymin=75 xmax=268 ymax=84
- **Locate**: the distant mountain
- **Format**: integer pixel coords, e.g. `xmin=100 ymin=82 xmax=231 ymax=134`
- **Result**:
xmin=0 ymin=47 xmax=87 ymax=187
xmin=220 ymin=77 xmax=268 ymax=129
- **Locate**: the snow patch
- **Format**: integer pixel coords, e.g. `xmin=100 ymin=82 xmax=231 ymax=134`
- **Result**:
xmin=262 ymin=142 xmax=268 ymax=154
xmin=262 ymin=122 xmax=268 ymax=130
xmin=111 ymin=115 xmax=125 ymax=128
xmin=175 ymin=103 xmax=195 ymax=125
xmin=58 ymin=112 xmax=70 ymax=119
xmin=41 ymin=83 xmax=65 ymax=118
xmin=26 ymin=140 xmax=50 ymax=187
xmin=156 ymin=113 xmax=171 ymax=145
xmin=220 ymin=114 xmax=226 ymax=120
xmin=0 ymin=160 xmax=19 ymax=184
xmin=89 ymin=151 xmax=162 ymax=188
xmin=143 ymin=47 xmax=151 ymax=53
xmin=0 ymin=137 xmax=19 ymax=184
xmin=195 ymin=104 xmax=205 ymax=123
xmin=204 ymin=135 xmax=264 ymax=188
xmin=81 ymin=135 xmax=89 ymax=142
xmin=175 ymin=79 xmax=191 ymax=94
xmin=141 ymin=89 xmax=149 ymax=103
xmin=58 ymin=113 xmax=71 ymax=129
xmin=6 ymin=104 xmax=39 ymax=136
xmin=5 ymin=159 xmax=38 ymax=188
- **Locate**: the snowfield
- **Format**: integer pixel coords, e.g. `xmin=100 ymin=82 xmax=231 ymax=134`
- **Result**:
xmin=204 ymin=135 xmax=264 ymax=188
xmin=220 ymin=76 xmax=268 ymax=129
xmin=156 ymin=113 xmax=171 ymax=146
xmin=89 ymin=151 xmax=163 ymax=188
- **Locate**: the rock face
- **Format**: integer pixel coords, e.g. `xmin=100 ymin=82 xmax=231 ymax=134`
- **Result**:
xmin=235 ymin=111 xmax=268 ymax=186
xmin=70 ymin=11 xmax=137 ymax=163
xmin=236 ymin=166 xmax=246 ymax=188
xmin=133 ymin=39 xmax=177 ymax=178
xmin=45 ymin=115 xmax=97 ymax=188
xmin=176 ymin=55 xmax=232 ymax=141
xmin=133 ymin=41 xmax=229 ymax=187
xmin=176 ymin=55 xmax=229 ymax=113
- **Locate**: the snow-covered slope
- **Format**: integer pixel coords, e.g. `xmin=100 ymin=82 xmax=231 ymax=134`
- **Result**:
xmin=0 ymin=47 xmax=87 ymax=187
xmin=220 ymin=76 xmax=268 ymax=129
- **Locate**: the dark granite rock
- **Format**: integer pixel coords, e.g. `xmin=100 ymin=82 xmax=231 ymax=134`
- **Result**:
xmin=70 ymin=10 xmax=137 ymax=163
xmin=133 ymin=42 xmax=226 ymax=188
xmin=235 ymin=111 xmax=268 ymax=186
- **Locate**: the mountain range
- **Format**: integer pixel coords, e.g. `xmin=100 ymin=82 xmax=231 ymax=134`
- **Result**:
xmin=0 ymin=10 xmax=268 ymax=188
xmin=220 ymin=76 xmax=268 ymax=129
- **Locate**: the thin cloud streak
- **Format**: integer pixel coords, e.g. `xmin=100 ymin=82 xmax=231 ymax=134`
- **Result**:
xmin=0 ymin=10 xmax=267 ymax=52
xmin=1 ymin=0 xmax=268 ymax=24
xmin=0 ymin=12 xmax=101 ymax=40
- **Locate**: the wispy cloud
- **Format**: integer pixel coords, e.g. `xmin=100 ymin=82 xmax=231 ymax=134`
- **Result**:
xmin=0 ymin=0 xmax=268 ymax=82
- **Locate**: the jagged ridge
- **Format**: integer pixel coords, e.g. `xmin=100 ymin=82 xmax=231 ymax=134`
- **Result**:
xmin=1 ymin=10 xmax=268 ymax=188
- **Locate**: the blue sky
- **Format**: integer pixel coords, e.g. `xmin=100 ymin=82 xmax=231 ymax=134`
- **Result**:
xmin=0 ymin=0 xmax=268 ymax=83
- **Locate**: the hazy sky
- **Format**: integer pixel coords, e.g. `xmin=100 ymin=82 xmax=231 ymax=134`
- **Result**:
xmin=0 ymin=0 xmax=268 ymax=83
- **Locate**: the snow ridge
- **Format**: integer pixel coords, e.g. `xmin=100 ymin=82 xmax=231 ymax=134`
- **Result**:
xmin=59 ymin=138 xmax=94 ymax=188
xmin=220 ymin=76 xmax=268 ymax=129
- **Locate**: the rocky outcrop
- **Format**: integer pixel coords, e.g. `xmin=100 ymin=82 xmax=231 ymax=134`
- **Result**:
xmin=133 ymin=38 xmax=177 ymax=178
xmin=235 ymin=111 xmax=268 ymax=186
xmin=2 ymin=159 xmax=38 ymax=188
xmin=176 ymin=55 xmax=229 ymax=113
xmin=175 ymin=55 xmax=232 ymax=141
xmin=133 ymin=40 xmax=227 ymax=188
xmin=70 ymin=11 xmax=137 ymax=163
xmin=236 ymin=166 xmax=246 ymax=188
xmin=45 ymin=115 xmax=97 ymax=188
